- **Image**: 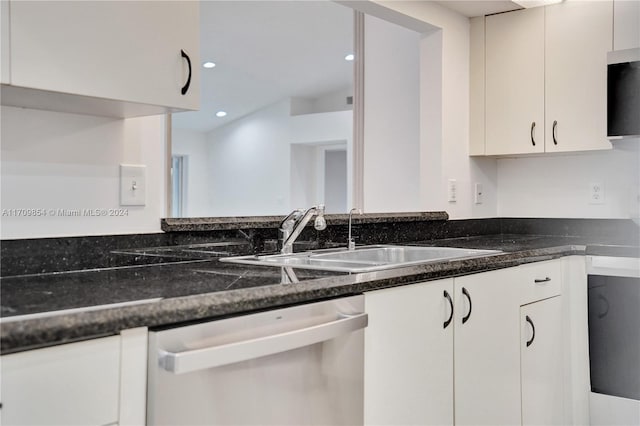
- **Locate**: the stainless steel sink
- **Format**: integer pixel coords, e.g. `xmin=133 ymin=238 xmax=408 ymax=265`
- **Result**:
xmin=220 ymin=245 xmax=501 ymax=273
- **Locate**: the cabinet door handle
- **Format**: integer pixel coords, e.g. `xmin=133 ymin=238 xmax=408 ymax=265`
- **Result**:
xmin=552 ymin=120 xmax=558 ymax=145
xmin=462 ymin=287 xmax=472 ymax=324
xmin=534 ymin=277 xmax=551 ymax=283
xmin=180 ymin=49 xmax=192 ymax=95
xmin=530 ymin=121 xmax=536 ymax=146
xmin=526 ymin=315 xmax=536 ymax=347
xmin=443 ymin=290 xmax=454 ymax=329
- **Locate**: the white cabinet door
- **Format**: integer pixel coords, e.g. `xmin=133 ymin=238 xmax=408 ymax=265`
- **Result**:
xmin=486 ymin=7 xmax=545 ymax=155
xmin=0 ymin=336 xmax=121 ymax=426
xmin=481 ymin=2 xmax=613 ymax=156
xmin=454 ymin=267 xmax=522 ymax=426
xmin=364 ymin=279 xmax=454 ymax=425
xmin=7 ymin=0 xmax=199 ymax=113
xmin=0 ymin=0 xmax=9 ymax=85
xmin=614 ymin=0 xmax=640 ymax=50
xmin=521 ymin=296 xmax=564 ymax=425
xmin=545 ymin=0 xmax=613 ymax=153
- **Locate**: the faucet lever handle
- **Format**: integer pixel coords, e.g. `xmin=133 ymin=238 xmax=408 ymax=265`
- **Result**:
xmin=314 ymin=204 xmax=326 ymax=230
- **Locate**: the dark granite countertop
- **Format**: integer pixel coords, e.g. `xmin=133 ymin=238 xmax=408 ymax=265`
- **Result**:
xmin=1 ymin=233 xmax=606 ymax=353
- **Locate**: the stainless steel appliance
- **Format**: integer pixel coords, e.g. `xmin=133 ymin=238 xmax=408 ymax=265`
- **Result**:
xmin=147 ymin=295 xmax=367 ymax=425
xmin=607 ymin=48 xmax=640 ymax=140
xmin=586 ymin=254 xmax=640 ymax=425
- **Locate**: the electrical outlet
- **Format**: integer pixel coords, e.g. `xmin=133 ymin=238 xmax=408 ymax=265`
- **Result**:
xmin=589 ymin=182 xmax=605 ymax=205
xmin=120 ymin=164 xmax=146 ymax=206
xmin=474 ymin=183 xmax=483 ymax=204
xmin=447 ymin=179 xmax=457 ymax=203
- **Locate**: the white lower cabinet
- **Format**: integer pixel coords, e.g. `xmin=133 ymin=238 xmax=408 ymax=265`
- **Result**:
xmin=365 ymin=260 xmax=570 ymax=426
xmin=0 ymin=336 xmax=121 ymax=426
xmin=521 ymin=296 xmax=564 ymax=425
xmin=454 ymin=267 xmax=522 ymax=426
xmin=364 ymin=278 xmax=454 ymax=425
xmin=0 ymin=328 xmax=148 ymax=426
xmin=364 ymin=268 xmax=522 ymax=425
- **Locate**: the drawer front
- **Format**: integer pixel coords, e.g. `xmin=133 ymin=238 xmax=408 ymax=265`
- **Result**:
xmin=519 ymin=260 xmax=562 ymax=305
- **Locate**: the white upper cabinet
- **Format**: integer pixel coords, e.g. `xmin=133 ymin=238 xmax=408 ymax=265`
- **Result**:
xmin=1 ymin=0 xmax=200 ymax=118
xmin=545 ymin=0 xmax=613 ymax=153
xmin=475 ymin=0 xmax=613 ymax=156
xmin=0 ymin=0 xmax=9 ymax=85
xmin=614 ymin=0 xmax=640 ymax=50
xmin=485 ymin=8 xmax=545 ymax=155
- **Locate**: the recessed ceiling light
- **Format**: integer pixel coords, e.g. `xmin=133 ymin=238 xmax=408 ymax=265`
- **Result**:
xmin=215 ymin=111 xmax=227 ymax=117
xmin=203 ymin=62 xmax=216 ymax=69
xmin=344 ymin=54 xmax=355 ymax=61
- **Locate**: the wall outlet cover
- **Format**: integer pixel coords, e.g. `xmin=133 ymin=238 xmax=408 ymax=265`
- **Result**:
xmin=120 ymin=164 xmax=146 ymax=206
xmin=589 ymin=182 xmax=605 ymax=205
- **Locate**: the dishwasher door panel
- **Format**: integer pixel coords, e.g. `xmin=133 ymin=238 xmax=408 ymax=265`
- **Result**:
xmin=147 ymin=296 xmax=365 ymax=426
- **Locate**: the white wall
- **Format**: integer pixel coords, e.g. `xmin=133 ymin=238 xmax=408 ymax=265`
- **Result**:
xmin=204 ymin=99 xmax=352 ymax=216
xmin=497 ymin=146 xmax=640 ymax=219
xmin=325 ymin=149 xmax=348 ymax=213
xmin=363 ymin=13 xmax=421 ymax=212
xmin=171 ymin=128 xmax=209 ymax=217
xmin=0 ymin=106 xmax=166 ymax=239
xmin=361 ymin=1 xmax=499 ymax=218
xmin=290 ymin=87 xmax=353 ymax=116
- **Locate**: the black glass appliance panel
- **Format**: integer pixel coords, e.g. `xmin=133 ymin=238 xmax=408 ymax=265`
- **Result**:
xmin=608 ymin=61 xmax=640 ymax=138
xmin=588 ymin=275 xmax=640 ymax=400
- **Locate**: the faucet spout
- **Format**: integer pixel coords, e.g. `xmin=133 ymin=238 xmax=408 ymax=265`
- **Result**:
xmin=348 ymin=208 xmax=363 ymax=251
xmin=280 ymin=205 xmax=326 ymax=254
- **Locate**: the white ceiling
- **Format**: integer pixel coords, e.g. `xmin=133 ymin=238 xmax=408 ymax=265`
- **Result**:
xmin=172 ymin=1 xmax=354 ymax=133
xmin=172 ymin=1 xmax=523 ymax=134
xmin=434 ymin=1 xmax=522 ymax=17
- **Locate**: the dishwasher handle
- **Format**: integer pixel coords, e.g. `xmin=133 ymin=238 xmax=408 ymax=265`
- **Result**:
xmin=158 ymin=312 xmax=368 ymax=374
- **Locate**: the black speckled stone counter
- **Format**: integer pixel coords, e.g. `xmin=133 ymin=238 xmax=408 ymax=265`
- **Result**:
xmin=2 ymin=216 xmax=638 ymax=354
xmin=0 ymin=235 xmax=592 ymax=353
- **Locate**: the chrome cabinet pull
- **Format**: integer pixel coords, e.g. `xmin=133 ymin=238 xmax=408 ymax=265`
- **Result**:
xmin=462 ymin=287 xmax=472 ymax=324
xmin=180 ymin=49 xmax=192 ymax=95
xmin=530 ymin=121 xmax=536 ymax=146
xmin=526 ymin=315 xmax=536 ymax=347
xmin=534 ymin=277 xmax=551 ymax=283
xmin=552 ymin=120 xmax=558 ymax=145
xmin=443 ymin=290 xmax=454 ymax=329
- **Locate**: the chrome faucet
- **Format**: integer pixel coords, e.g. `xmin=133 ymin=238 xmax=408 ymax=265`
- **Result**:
xmin=348 ymin=208 xmax=363 ymax=250
xmin=279 ymin=205 xmax=326 ymax=254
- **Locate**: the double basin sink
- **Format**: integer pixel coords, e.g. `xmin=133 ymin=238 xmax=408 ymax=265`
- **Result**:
xmin=221 ymin=245 xmax=501 ymax=273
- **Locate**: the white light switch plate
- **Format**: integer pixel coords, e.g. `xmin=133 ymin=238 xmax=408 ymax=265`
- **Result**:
xmin=120 ymin=164 xmax=146 ymax=206
xmin=474 ymin=183 xmax=483 ymax=204
xmin=447 ymin=179 xmax=457 ymax=203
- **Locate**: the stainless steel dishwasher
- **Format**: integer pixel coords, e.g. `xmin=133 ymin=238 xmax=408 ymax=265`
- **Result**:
xmin=147 ymin=295 xmax=367 ymax=425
